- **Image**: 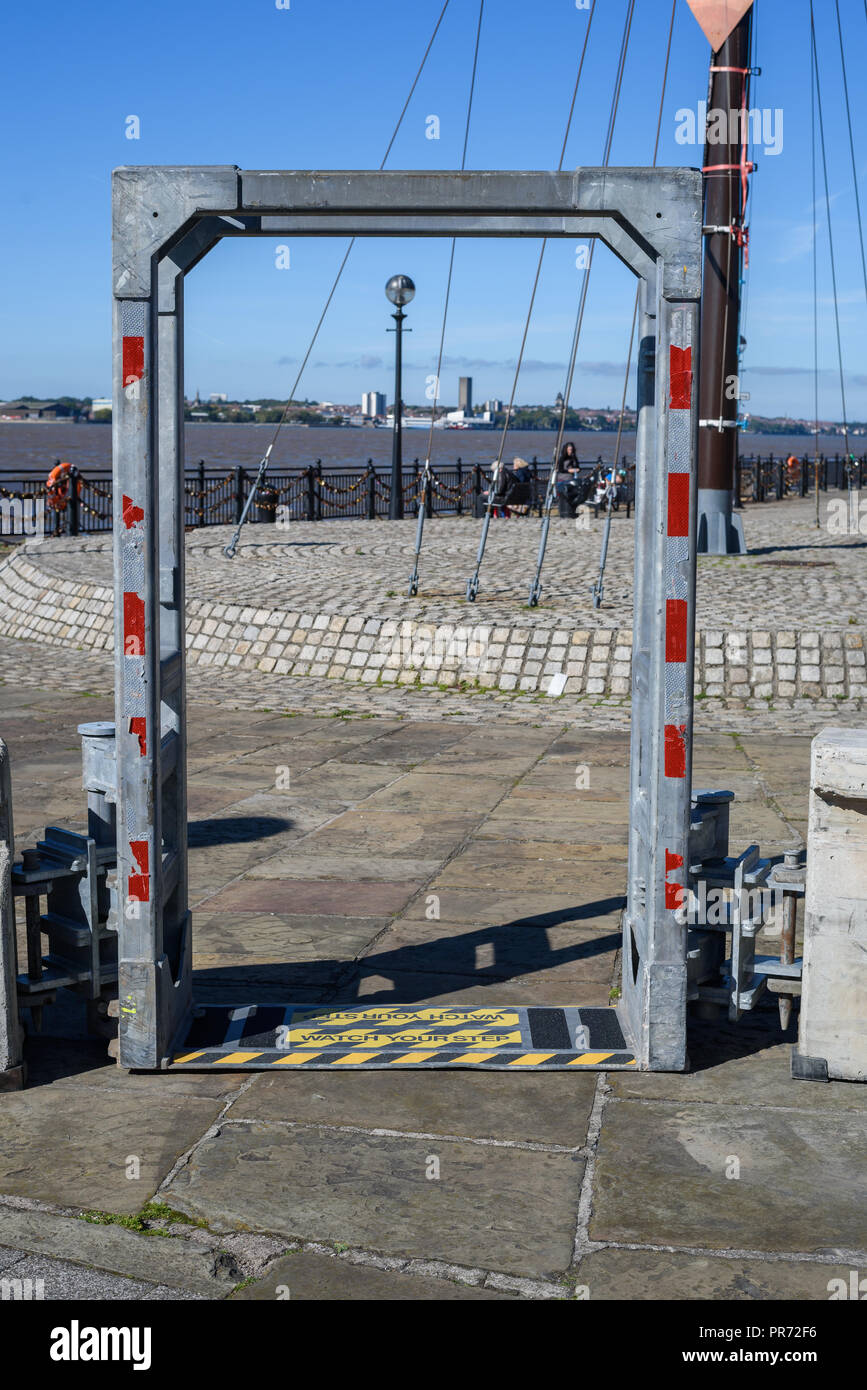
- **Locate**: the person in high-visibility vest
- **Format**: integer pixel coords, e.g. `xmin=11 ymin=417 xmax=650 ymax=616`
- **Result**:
xmin=785 ymin=454 xmax=800 ymax=494
xmin=45 ymin=460 xmax=81 ymax=511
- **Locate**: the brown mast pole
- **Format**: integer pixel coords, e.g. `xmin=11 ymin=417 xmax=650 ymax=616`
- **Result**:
xmin=696 ymin=7 xmax=754 ymax=554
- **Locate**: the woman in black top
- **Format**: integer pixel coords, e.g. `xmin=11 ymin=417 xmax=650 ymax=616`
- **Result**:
xmin=557 ymin=441 xmax=581 ymax=516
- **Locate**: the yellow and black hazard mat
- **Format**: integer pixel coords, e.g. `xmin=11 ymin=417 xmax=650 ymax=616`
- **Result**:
xmin=167 ymin=1004 xmax=637 ymax=1070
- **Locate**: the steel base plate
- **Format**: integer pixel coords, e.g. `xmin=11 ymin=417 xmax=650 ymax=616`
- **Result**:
xmin=167 ymin=1003 xmax=636 ymax=1070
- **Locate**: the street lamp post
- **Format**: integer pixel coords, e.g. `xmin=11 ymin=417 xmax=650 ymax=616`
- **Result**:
xmin=385 ymin=274 xmax=415 ymax=520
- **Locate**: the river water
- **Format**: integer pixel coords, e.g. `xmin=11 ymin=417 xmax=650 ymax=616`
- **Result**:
xmin=0 ymin=421 xmax=851 ymax=477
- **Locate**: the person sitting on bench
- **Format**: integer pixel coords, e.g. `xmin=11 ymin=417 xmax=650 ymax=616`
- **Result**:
xmin=489 ymin=457 xmax=533 ymax=516
xmin=506 ymin=457 xmax=533 ymax=513
xmin=556 ymin=444 xmax=591 ymax=518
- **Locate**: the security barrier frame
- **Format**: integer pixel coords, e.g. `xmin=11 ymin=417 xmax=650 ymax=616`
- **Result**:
xmin=111 ymin=166 xmax=702 ymax=1070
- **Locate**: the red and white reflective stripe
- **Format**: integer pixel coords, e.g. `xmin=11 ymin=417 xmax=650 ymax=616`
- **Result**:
xmin=120 ymin=488 xmax=147 ymax=758
xmin=664 ymin=849 xmax=685 ymax=911
xmin=122 ymin=494 xmax=144 ymax=529
xmin=128 ymin=839 xmax=150 ymax=903
xmin=664 ymin=333 xmax=692 ymax=780
xmin=663 ymin=324 xmax=693 ymax=916
xmin=121 ymin=302 xmax=146 ymax=388
xmin=118 ymin=302 xmax=152 ymax=916
xmin=122 ymin=591 xmax=145 ymax=657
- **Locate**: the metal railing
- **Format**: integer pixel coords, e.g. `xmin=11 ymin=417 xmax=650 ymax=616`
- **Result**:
xmin=735 ymin=452 xmax=866 ymax=504
xmin=0 ymin=452 xmax=862 ymax=537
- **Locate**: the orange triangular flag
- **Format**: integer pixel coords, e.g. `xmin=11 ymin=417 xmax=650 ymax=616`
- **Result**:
xmin=685 ymin=0 xmax=754 ymax=51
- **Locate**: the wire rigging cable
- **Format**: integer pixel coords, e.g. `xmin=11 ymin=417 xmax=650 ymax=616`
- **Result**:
xmin=463 ymin=0 xmax=599 ymax=602
xmin=834 ymin=0 xmax=867 ymax=317
xmin=408 ymin=0 xmax=485 ymax=598
xmin=223 ymin=0 xmax=453 ymax=559
xmin=592 ymin=0 xmax=677 ymax=611
xmin=810 ymin=0 xmax=852 ymax=472
xmin=811 ymin=5 xmax=820 ymax=526
xmin=713 ymin=37 xmax=752 ymax=431
xmin=525 ymin=0 xmax=636 ymax=609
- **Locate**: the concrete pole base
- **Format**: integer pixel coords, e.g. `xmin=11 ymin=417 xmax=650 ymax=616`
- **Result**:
xmin=697 ymin=488 xmax=747 ymax=555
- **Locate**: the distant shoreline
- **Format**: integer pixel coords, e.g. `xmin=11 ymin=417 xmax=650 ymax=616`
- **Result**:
xmin=2 ymin=421 xmax=860 ymax=478
xmin=0 ymin=419 xmax=855 ymax=438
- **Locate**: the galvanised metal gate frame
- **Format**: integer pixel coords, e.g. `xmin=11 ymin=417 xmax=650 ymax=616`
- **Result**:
xmin=112 ymin=166 xmax=701 ymax=1071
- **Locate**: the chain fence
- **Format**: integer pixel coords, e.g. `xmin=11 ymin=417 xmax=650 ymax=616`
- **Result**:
xmin=0 ymin=452 xmax=863 ymax=538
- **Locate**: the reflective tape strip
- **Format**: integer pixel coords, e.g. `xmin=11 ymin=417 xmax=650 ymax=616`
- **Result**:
xmin=166 ymin=1047 xmax=637 ymax=1070
xmin=666 ymin=473 xmax=690 ymax=537
xmin=664 ymin=723 xmax=687 ymax=779
xmin=664 ymin=331 xmax=693 ymax=787
xmin=669 ymin=346 xmax=692 ymax=409
xmin=122 ymin=337 xmax=144 ymax=385
xmin=128 ymin=839 xmax=150 ymax=903
xmin=665 ymin=849 xmax=685 ymax=910
xmin=121 ymin=303 xmax=146 ymax=385
xmin=665 ymin=600 xmax=688 ymax=663
xmin=123 ymin=592 xmax=145 ymax=657
xmin=122 ymin=494 xmax=144 ymax=529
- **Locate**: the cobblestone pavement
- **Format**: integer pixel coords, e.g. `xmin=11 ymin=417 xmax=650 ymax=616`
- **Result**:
xmin=1 ymin=688 xmax=865 ymax=1300
xmin=3 ymin=498 xmax=865 ymax=701
xmin=17 ymin=495 xmax=867 ymax=629
xmin=0 ymin=633 xmax=864 ymax=734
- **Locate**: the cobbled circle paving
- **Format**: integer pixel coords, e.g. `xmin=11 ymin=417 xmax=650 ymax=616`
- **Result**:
xmin=0 ymin=499 xmax=864 ymax=704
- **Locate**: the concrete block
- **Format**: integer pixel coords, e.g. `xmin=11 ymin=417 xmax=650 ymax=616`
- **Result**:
xmin=797 ymin=728 xmax=867 ymax=1082
xmin=1 ymin=741 xmax=24 ymax=1086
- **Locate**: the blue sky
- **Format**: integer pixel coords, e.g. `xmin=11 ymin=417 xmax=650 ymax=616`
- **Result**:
xmin=1 ymin=0 xmax=865 ymax=420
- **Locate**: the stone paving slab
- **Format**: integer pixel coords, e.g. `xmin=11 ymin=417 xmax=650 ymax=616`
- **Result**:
xmin=22 ymin=1038 xmax=245 ymax=1098
xmin=591 ymin=1097 xmax=867 ymax=1255
xmin=608 ymin=1017 xmax=864 ymax=1113
xmin=0 ymin=1087 xmax=227 ymax=1212
xmin=246 ymin=851 xmax=443 ymax=883
xmin=432 ymin=841 xmax=628 ymax=893
xmin=364 ymin=918 xmax=620 ymax=983
xmin=0 ymin=1207 xmax=239 ymax=1295
xmin=163 ymin=1120 xmax=582 ymax=1278
xmin=399 ymin=888 xmax=625 ymax=929
xmin=0 ymin=1248 xmax=205 ymax=1300
xmin=297 ymin=809 xmax=486 ymax=860
xmin=361 ymin=770 xmax=509 ymax=814
xmin=326 ymin=968 xmax=614 ymax=1010
xmin=200 ymin=878 xmax=417 ymax=918
xmin=190 ymin=912 xmax=387 ymax=970
xmin=226 ymin=1068 xmax=598 ymax=1148
xmin=574 ymin=1248 xmax=858 ymax=1301
xmin=229 ymin=1249 xmax=518 ymax=1299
